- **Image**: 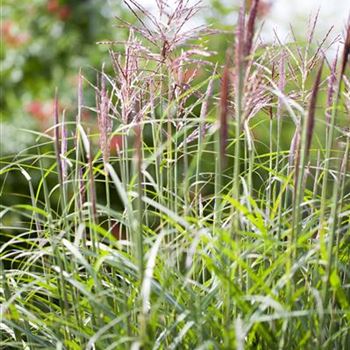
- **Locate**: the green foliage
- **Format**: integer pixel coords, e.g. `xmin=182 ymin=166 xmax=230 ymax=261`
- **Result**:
xmin=1 ymin=0 xmax=126 ymax=154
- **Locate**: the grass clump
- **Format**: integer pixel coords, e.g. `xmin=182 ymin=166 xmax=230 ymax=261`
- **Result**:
xmin=1 ymin=1 xmax=350 ymax=349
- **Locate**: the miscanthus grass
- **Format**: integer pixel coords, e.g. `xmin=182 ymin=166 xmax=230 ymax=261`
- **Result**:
xmin=1 ymin=1 xmax=350 ymax=349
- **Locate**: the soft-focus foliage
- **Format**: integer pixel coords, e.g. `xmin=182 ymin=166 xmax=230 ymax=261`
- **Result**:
xmin=1 ymin=0 xmax=127 ymax=154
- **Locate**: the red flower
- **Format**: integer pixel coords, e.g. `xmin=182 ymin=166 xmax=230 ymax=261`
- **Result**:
xmin=59 ymin=5 xmax=71 ymax=21
xmin=1 ymin=20 xmax=29 ymax=47
xmin=47 ymin=0 xmax=71 ymax=21
xmin=26 ymin=100 xmax=61 ymax=131
xmin=26 ymin=101 xmax=47 ymax=121
xmin=47 ymin=0 xmax=59 ymax=13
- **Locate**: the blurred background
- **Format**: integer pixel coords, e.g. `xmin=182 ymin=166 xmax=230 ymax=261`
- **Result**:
xmin=1 ymin=0 xmax=128 ymax=155
xmin=1 ymin=0 xmax=349 ymax=229
xmin=1 ymin=0 xmax=349 ymax=156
